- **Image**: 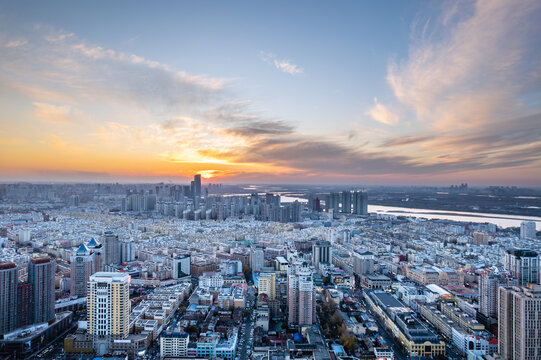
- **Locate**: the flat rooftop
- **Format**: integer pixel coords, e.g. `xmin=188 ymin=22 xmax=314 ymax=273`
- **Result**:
xmin=372 ymin=291 xmax=404 ymax=308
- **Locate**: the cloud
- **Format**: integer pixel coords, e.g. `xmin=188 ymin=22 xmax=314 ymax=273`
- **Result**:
xmin=1 ymin=18 xmax=540 ymax=184
xmin=0 ymin=26 xmax=230 ymax=115
xmin=382 ymin=135 xmax=434 ymax=147
xmin=387 ymin=0 xmax=540 ymax=129
xmin=3 ymin=39 xmax=27 ymax=48
xmin=366 ymin=97 xmax=399 ymax=125
xmin=373 ymin=0 xmax=541 ymax=179
xmin=32 ymin=102 xmax=74 ymax=123
xmin=260 ymin=51 xmax=303 ymax=75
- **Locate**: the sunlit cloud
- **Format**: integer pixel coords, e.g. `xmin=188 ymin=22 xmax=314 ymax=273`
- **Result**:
xmin=366 ymin=97 xmax=399 ymax=125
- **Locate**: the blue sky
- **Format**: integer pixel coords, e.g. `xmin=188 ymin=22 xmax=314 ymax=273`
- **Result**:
xmin=0 ymin=0 xmax=540 ymax=185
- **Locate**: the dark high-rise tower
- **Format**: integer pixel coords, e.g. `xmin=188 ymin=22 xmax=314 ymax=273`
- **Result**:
xmin=0 ymin=262 xmax=18 ymax=335
xmin=28 ymin=257 xmax=56 ymax=324
xmin=194 ymin=174 xmax=202 ymax=198
xmin=103 ymin=231 xmax=120 ymax=266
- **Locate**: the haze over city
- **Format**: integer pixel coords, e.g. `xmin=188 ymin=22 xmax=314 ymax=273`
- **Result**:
xmin=1 ymin=0 xmax=540 ymax=185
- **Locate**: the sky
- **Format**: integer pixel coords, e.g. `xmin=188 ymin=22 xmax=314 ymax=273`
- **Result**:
xmin=0 ymin=0 xmax=540 ymax=186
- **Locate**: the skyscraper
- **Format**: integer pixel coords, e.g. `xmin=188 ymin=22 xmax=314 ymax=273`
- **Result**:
xmin=28 ymin=257 xmax=56 ymax=324
xmin=0 ymin=262 xmax=18 ymax=335
xmin=70 ymin=243 xmax=96 ymax=297
xmin=103 ymin=231 xmax=120 ymax=266
xmin=250 ymin=246 xmax=264 ymax=272
xmin=88 ymin=272 xmax=131 ymax=354
xmin=193 ymin=174 xmax=201 ymax=198
xmin=288 ymin=262 xmax=315 ymax=326
xmin=86 ymin=237 xmax=102 ymax=272
xmin=312 ymin=240 xmax=331 ymax=270
xmin=341 ymin=190 xmax=351 ymax=213
xmin=504 ymin=249 xmax=539 ymax=286
xmin=479 ymin=269 xmax=515 ymax=319
xmin=520 ymin=221 xmax=537 ymax=239
xmin=498 ymin=284 xmax=541 ymax=360
xmin=352 ymin=190 xmax=368 ymax=215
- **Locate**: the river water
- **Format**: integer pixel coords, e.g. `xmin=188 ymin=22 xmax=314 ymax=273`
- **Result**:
xmin=279 ymin=196 xmax=541 ymax=229
xmin=368 ymin=205 xmax=541 ymax=230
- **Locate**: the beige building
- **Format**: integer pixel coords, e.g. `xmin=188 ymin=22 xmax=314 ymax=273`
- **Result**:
xmin=258 ymin=272 xmax=276 ymax=300
xmin=88 ymin=272 xmax=131 ymax=355
xmin=498 ymin=284 xmax=541 ymax=360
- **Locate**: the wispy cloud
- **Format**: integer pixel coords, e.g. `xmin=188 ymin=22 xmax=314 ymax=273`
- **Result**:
xmin=0 ymin=26 xmax=230 ymax=114
xmin=387 ymin=0 xmax=540 ymax=129
xmin=374 ymin=0 xmax=541 ymax=178
xmin=366 ymin=97 xmax=398 ymax=125
xmin=260 ymin=51 xmax=303 ymax=75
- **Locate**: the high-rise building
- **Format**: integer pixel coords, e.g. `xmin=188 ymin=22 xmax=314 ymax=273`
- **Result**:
xmin=119 ymin=241 xmax=136 ymax=263
xmin=17 ymin=283 xmax=33 ymax=328
xmin=352 ymin=190 xmax=368 ymax=215
xmin=498 ymin=284 xmax=541 ymax=360
xmin=312 ymin=240 xmax=331 ymax=270
xmin=479 ymin=269 xmax=515 ymax=318
xmin=250 ymin=246 xmax=265 ymax=272
xmin=504 ymin=249 xmax=539 ymax=286
xmin=341 ymin=191 xmax=351 ymax=213
xmin=326 ymin=192 xmax=340 ymax=213
xmin=288 ymin=262 xmax=315 ymax=326
xmin=0 ymin=262 xmax=18 ymax=335
xmin=70 ymin=243 xmax=96 ymax=297
xmin=86 ymin=237 xmax=102 ymax=272
xmin=28 ymin=257 xmax=56 ymax=325
xmin=88 ymin=272 xmax=130 ymax=354
xmin=193 ymin=174 xmax=202 ymax=198
xmin=103 ymin=231 xmax=120 ymax=266
xmin=520 ymin=221 xmax=537 ymax=239
xmin=258 ymin=272 xmax=276 ymax=300
xmin=172 ymin=255 xmax=191 ymax=278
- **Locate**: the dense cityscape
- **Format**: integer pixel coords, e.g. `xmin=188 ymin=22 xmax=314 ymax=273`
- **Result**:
xmin=2 ymin=1 xmax=541 ymax=359
xmin=0 ymin=177 xmax=539 ymax=360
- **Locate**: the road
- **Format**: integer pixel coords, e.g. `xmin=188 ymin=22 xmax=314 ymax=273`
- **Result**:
xmin=33 ymin=320 xmax=79 ymax=359
xmin=238 ymin=287 xmax=255 ymax=360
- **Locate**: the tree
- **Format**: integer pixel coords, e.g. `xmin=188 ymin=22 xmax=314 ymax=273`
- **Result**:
xmin=340 ymin=332 xmax=358 ymax=354
xmin=186 ymin=325 xmax=199 ymax=334
xmin=243 ymin=264 xmax=252 ymax=282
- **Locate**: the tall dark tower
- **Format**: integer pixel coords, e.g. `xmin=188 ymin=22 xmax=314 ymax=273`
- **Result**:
xmin=28 ymin=257 xmax=56 ymax=324
xmin=103 ymin=231 xmax=120 ymax=266
xmin=0 ymin=262 xmax=18 ymax=335
xmin=194 ymin=174 xmax=202 ymax=198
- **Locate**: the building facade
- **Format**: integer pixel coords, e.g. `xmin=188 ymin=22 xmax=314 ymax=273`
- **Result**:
xmin=88 ymin=272 xmax=131 ymax=355
xmin=504 ymin=249 xmax=539 ymax=286
xmin=498 ymin=284 xmax=541 ymax=360
xmin=28 ymin=257 xmax=56 ymax=325
xmin=0 ymin=262 xmax=18 ymax=335
xmin=70 ymin=243 xmax=96 ymax=297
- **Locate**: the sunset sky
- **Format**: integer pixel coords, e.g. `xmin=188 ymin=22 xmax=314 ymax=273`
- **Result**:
xmin=1 ymin=0 xmax=540 ymax=185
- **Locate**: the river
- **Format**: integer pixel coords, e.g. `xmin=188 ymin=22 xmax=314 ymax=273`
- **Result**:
xmin=279 ymin=196 xmax=541 ymax=229
xmin=368 ymin=205 xmax=541 ymax=230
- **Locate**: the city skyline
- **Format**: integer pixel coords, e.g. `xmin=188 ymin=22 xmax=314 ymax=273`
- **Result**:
xmin=1 ymin=0 xmax=541 ymax=186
